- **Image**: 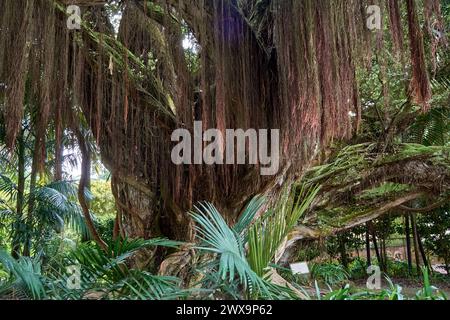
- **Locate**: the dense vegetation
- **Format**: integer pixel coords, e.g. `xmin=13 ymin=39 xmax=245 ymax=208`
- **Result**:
xmin=0 ymin=0 xmax=449 ymax=300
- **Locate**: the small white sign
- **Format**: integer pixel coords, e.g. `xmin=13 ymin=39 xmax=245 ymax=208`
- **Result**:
xmin=290 ymin=262 xmax=310 ymax=275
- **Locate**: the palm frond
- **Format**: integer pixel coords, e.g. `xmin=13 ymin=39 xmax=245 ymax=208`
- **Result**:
xmin=191 ymin=202 xmax=290 ymax=299
xmin=248 ymin=186 xmax=320 ymax=277
xmin=119 ymin=271 xmax=186 ymax=300
xmin=29 ymin=183 xmax=91 ymax=238
xmin=0 ymin=250 xmax=46 ymax=300
xmin=0 ymin=174 xmax=17 ymax=200
xmin=233 ymin=196 xmax=265 ymax=236
xmin=46 ymin=238 xmax=184 ymax=300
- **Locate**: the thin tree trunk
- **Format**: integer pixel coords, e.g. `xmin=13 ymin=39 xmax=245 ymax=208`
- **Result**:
xmin=416 ymin=227 xmax=429 ymax=271
xmin=382 ymin=237 xmax=388 ymax=273
xmin=380 ymin=238 xmax=384 ymax=270
xmin=22 ymin=138 xmax=39 ymax=257
xmin=339 ymin=236 xmax=348 ymax=269
xmin=374 ymin=238 xmax=383 ymax=271
xmin=369 ymin=222 xmax=383 ymax=271
xmin=366 ymin=224 xmax=372 ymax=267
xmin=411 ymin=213 xmax=422 ymax=273
xmin=11 ymin=130 xmax=25 ymax=258
xmin=405 ymin=214 xmax=413 ymax=274
xmin=54 ymin=113 xmax=63 ymax=181
xmin=75 ymin=128 xmax=108 ymax=252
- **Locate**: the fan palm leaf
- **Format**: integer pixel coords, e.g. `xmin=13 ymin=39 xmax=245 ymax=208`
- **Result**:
xmin=191 ymin=201 xmax=296 ymax=299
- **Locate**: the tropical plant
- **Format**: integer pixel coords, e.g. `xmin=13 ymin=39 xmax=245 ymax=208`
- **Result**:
xmin=1 ymin=0 xmax=443 ymax=250
xmin=0 ymin=238 xmax=185 ymax=300
xmin=310 ymin=263 xmax=350 ymax=287
xmin=90 ymin=179 xmax=117 ymax=219
xmin=47 ymin=238 xmax=185 ymax=300
xmin=0 ymin=174 xmax=90 ymax=256
xmin=0 ymin=250 xmax=46 ymax=300
xmin=418 ymin=205 xmax=450 ymax=274
xmin=190 ymin=188 xmax=321 ymax=300
xmin=311 ymin=271 xmax=448 ymax=301
xmin=190 ymin=199 xmax=293 ymax=300
xmin=247 ymin=186 xmax=320 ymax=278
xmin=415 ymin=267 xmax=448 ymax=300
xmin=0 ymin=0 xmax=448 ymax=303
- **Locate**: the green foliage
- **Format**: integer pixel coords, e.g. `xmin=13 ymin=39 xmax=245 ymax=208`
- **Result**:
xmin=311 ymin=269 xmax=448 ymax=301
xmin=347 ymin=258 xmax=367 ymax=279
xmin=32 ymin=181 xmax=89 ymax=237
xmin=347 ymin=258 xmax=415 ymax=281
xmin=0 ymin=238 xmax=185 ymax=300
xmin=49 ymin=238 xmax=184 ymax=300
xmin=415 ymin=267 xmax=448 ymax=301
xmin=95 ymin=217 xmax=116 ymax=245
xmin=247 ymin=186 xmax=320 ymax=277
xmin=0 ymin=250 xmax=46 ymax=299
xmin=385 ymin=260 xmax=412 ymax=278
xmin=0 ymin=174 xmax=90 ymax=254
xmin=190 ymin=188 xmax=322 ymax=300
xmin=325 ymin=228 xmax=365 ymax=267
xmin=418 ymin=205 xmax=450 ymax=273
xmin=311 ymin=263 xmax=350 ymax=287
xmin=90 ymin=179 xmax=117 ymax=219
xmin=191 ymin=200 xmax=288 ymax=299
xmin=295 ymin=241 xmax=322 ymax=262
xmin=0 ymin=0 xmax=447 ymax=302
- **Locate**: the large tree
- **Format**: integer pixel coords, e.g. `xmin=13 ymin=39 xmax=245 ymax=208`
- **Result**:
xmin=0 ymin=0 xmax=447 ymax=259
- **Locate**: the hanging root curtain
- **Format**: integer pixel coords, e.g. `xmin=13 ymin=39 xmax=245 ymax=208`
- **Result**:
xmin=0 ymin=0 xmax=444 ymax=248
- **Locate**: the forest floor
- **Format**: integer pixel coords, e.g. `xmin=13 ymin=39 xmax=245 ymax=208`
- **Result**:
xmin=352 ymin=277 xmax=450 ymax=296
